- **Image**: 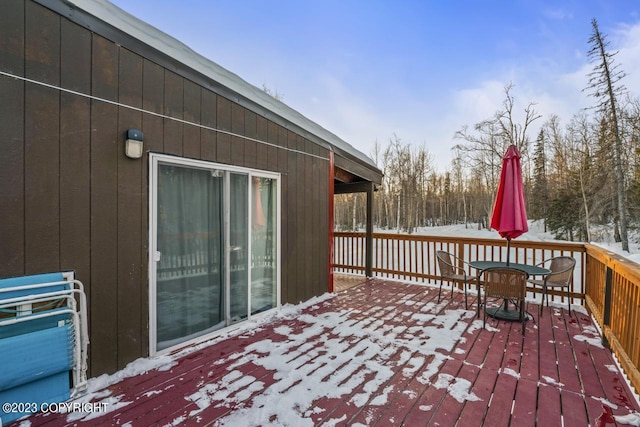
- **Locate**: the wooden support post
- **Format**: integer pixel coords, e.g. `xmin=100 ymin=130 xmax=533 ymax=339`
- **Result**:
xmin=603 ymin=266 xmax=613 ymax=349
xmin=365 ymin=182 xmax=374 ymax=277
xmin=328 ymin=152 xmax=335 ymax=293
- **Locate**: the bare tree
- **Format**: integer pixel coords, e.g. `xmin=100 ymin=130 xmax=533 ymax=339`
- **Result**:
xmin=455 ymin=83 xmax=541 ymax=229
xmin=584 ymin=18 xmax=629 ymax=251
xmin=261 ymin=83 xmax=284 ymax=101
xmin=567 ymin=113 xmax=595 ymax=241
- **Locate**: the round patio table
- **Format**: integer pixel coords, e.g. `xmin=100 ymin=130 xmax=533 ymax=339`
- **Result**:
xmin=469 ymin=260 xmax=551 ymax=321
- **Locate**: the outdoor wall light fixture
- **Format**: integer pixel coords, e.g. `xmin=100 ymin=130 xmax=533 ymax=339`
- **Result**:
xmin=125 ymin=129 xmax=144 ymax=159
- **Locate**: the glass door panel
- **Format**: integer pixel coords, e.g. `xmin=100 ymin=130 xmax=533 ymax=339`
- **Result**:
xmin=156 ymin=164 xmax=224 ymax=351
xmin=229 ymin=173 xmax=248 ymax=323
xmin=251 ymin=177 xmax=277 ymax=314
xmin=152 ymin=156 xmax=279 ymax=353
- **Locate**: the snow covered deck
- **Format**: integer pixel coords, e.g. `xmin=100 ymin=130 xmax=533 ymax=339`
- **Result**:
xmin=15 ymin=278 xmax=640 ymax=426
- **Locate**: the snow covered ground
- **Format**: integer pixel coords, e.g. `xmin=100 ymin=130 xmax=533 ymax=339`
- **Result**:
xmin=406 ymin=220 xmax=640 ymax=264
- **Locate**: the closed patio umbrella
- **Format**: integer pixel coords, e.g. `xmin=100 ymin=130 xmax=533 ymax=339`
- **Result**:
xmin=490 ymin=145 xmax=528 ymax=265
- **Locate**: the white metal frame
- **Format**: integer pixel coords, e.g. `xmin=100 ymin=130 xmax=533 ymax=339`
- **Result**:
xmin=148 ymin=153 xmax=281 ymax=356
xmin=0 ymin=272 xmax=88 ymax=396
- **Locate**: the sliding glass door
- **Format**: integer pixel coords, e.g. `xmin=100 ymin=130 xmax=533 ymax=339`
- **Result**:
xmin=150 ymin=155 xmax=279 ymax=354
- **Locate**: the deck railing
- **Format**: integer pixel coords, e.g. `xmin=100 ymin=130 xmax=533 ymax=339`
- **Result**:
xmin=333 ymin=231 xmax=640 ymax=395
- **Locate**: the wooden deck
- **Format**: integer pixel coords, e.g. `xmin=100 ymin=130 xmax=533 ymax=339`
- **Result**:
xmin=14 ymin=278 xmax=640 ymax=426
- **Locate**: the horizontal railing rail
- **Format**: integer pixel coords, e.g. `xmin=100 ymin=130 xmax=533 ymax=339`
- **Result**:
xmin=333 ymin=231 xmax=640 ymax=395
xmin=334 ymin=232 xmax=587 ymax=300
xmin=584 ymin=244 xmax=640 ymax=396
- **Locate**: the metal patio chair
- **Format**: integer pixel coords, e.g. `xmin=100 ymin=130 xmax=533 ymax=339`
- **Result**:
xmin=528 ymin=256 xmax=576 ymax=314
xmin=435 ymin=250 xmax=476 ymax=309
xmin=480 ymin=267 xmax=529 ymax=335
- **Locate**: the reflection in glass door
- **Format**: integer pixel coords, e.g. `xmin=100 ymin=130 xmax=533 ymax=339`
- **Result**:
xmin=251 ymin=177 xmax=277 ymax=314
xmin=151 ymin=156 xmax=279 ymax=354
xmin=228 ymin=173 xmax=248 ymax=324
xmin=155 ymin=164 xmax=224 ymax=351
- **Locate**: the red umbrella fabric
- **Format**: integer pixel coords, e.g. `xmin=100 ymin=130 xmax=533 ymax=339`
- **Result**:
xmin=490 ymin=145 xmax=528 ymax=264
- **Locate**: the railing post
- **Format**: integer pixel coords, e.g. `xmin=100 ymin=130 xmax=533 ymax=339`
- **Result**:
xmin=365 ymin=182 xmax=374 ymax=277
xmin=457 ymin=244 xmax=466 ymax=291
xmin=328 ymin=151 xmax=335 ymax=292
xmin=602 ymin=266 xmax=613 ymax=349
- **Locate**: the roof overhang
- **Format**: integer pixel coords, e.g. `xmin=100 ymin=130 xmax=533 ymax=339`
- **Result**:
xmin=42 ymin=0 xmax=382 ymax=184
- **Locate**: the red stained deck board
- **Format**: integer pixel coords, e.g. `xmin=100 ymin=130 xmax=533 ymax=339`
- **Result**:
xmin=502 ymin=333 xmax=524 ymax=373
xmin=538 ymin=307 xmax=561 ymax=383
xmin=348 ymin=353 xmax=424 ymax=425
xmin=481 ymin=325 xmax=510 ymax=371
xmin=572 ymin=330 xmax=607 ymax=398
xmin=427 ymin=360 xmax=481 ymax=426
xmin=588 ymin=341 xmax=634 ymax=408
xmin=312 ymin=339 xmax=403 ymax=423
xmin=464 ymin=327 xmax=493 ymax=367
xmin=519 ymin=317 xmax=540 ymax=382
xmin=402 ymin=357 xmax=464 ymax=426
xmin=510 ymin=377 xmax=538 ymax=424
xmin=560 ymin=389 xmax=590 ymax=427
xmin=372 ymin=355 xmax=438 ymax=425
xmin=456 ymin=364 xmax=499 ymax=424
xmin=112 ymin=328 xmax=285 ymax=399
xmin=115 ymin=365 xmax=264 ymax=425
xmin=322 ymin=334 xmax=422 ymax=424
xmin=12 ymin=279 xmax=640 ymax=427
xmin=314 ymin=370 xmax=381 ymax=425
xmin=551 ymin=311 xmax=583 ymax=394
xmin=536 ymin=381 xmax=563 ymax=426
xmin=483 ymin=372 xmax=517 ymax=427
xmin=343 ymin=348 xmax=418 ymax=425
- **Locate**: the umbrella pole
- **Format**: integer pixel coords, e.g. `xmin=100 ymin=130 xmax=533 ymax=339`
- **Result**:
xmin=506 ymin=238 xmax=511 ymax=266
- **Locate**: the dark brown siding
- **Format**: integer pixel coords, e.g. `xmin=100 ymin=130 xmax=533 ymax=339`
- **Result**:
xmin=231 ymin=103 xmax=245 ymax=165
xmin=183 ymin=80 xmax=202 ymax=159
xmin=163 ymin=71 xmax=184 ymax=156
xmin=216 ymin=96 xmax=231 ymax=164
xmin=256 ymin=116 xmax=268 ymax=170
xmin=244 ymin=110 xmax=257 ymax=169
xmin=90 ymin=34 xmax=120 ymax=375
xmin=0 ymin=0 xmax=25 ymax=277
xmin=117 ymin=48 xmax=144 ymax=369
xmin=0 ymin=0 xmax=333 ymax=377
xmin=24 ymin=2 xmax=60 ymax=274
xmin=59 ymin=17 xmax=91 ymax=326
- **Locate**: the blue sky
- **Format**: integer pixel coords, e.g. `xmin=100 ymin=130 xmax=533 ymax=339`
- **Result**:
xmin=109 ymin=0 xmax=640 ymax=170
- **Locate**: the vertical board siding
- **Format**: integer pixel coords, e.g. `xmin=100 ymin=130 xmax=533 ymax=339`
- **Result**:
xmin=304 ymin=146 xmax=314 ymax=297
xmin=286 ymin=130 xmax=298 ymax=303
xmin=312 ymin=144 xmax=324 ymax=295
xmin=0 ymin=0 xmax=25 ymax=277
xmin=59 ymin=18 xmax=91 ymax=303
xmin=1 ymin=0 xmax=333 ymax=377
xmin=244 ymin=110 xmax=257 ymax=169
xmin=90 ymin=34 xmax=120 ymax=375
xmin=255 ymin=116 xmax=268 ymax=171
xmin=141 ymin=60 xmax=165 ymax=152
xmin=140 ymin=59 xmax=166 ymax=358
xmin=24 ymin=2 xmax=60 ymax=274
xmin=230 ymin=103 xmax=245 ymax=165
xmin=117 ymin=48 xmax=144 ymax=369
xmin=200 ymin=90 xmax=218 ymax=161
xmin=182 ymin=79 xmax=202 ymax=159
xmin=163 ymin=70 xmax=184 ymax=156
xmin=216 ymin=96 xmax=231 ymax=163
xmin=268 ymin=121 xmax=281 ymax=172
